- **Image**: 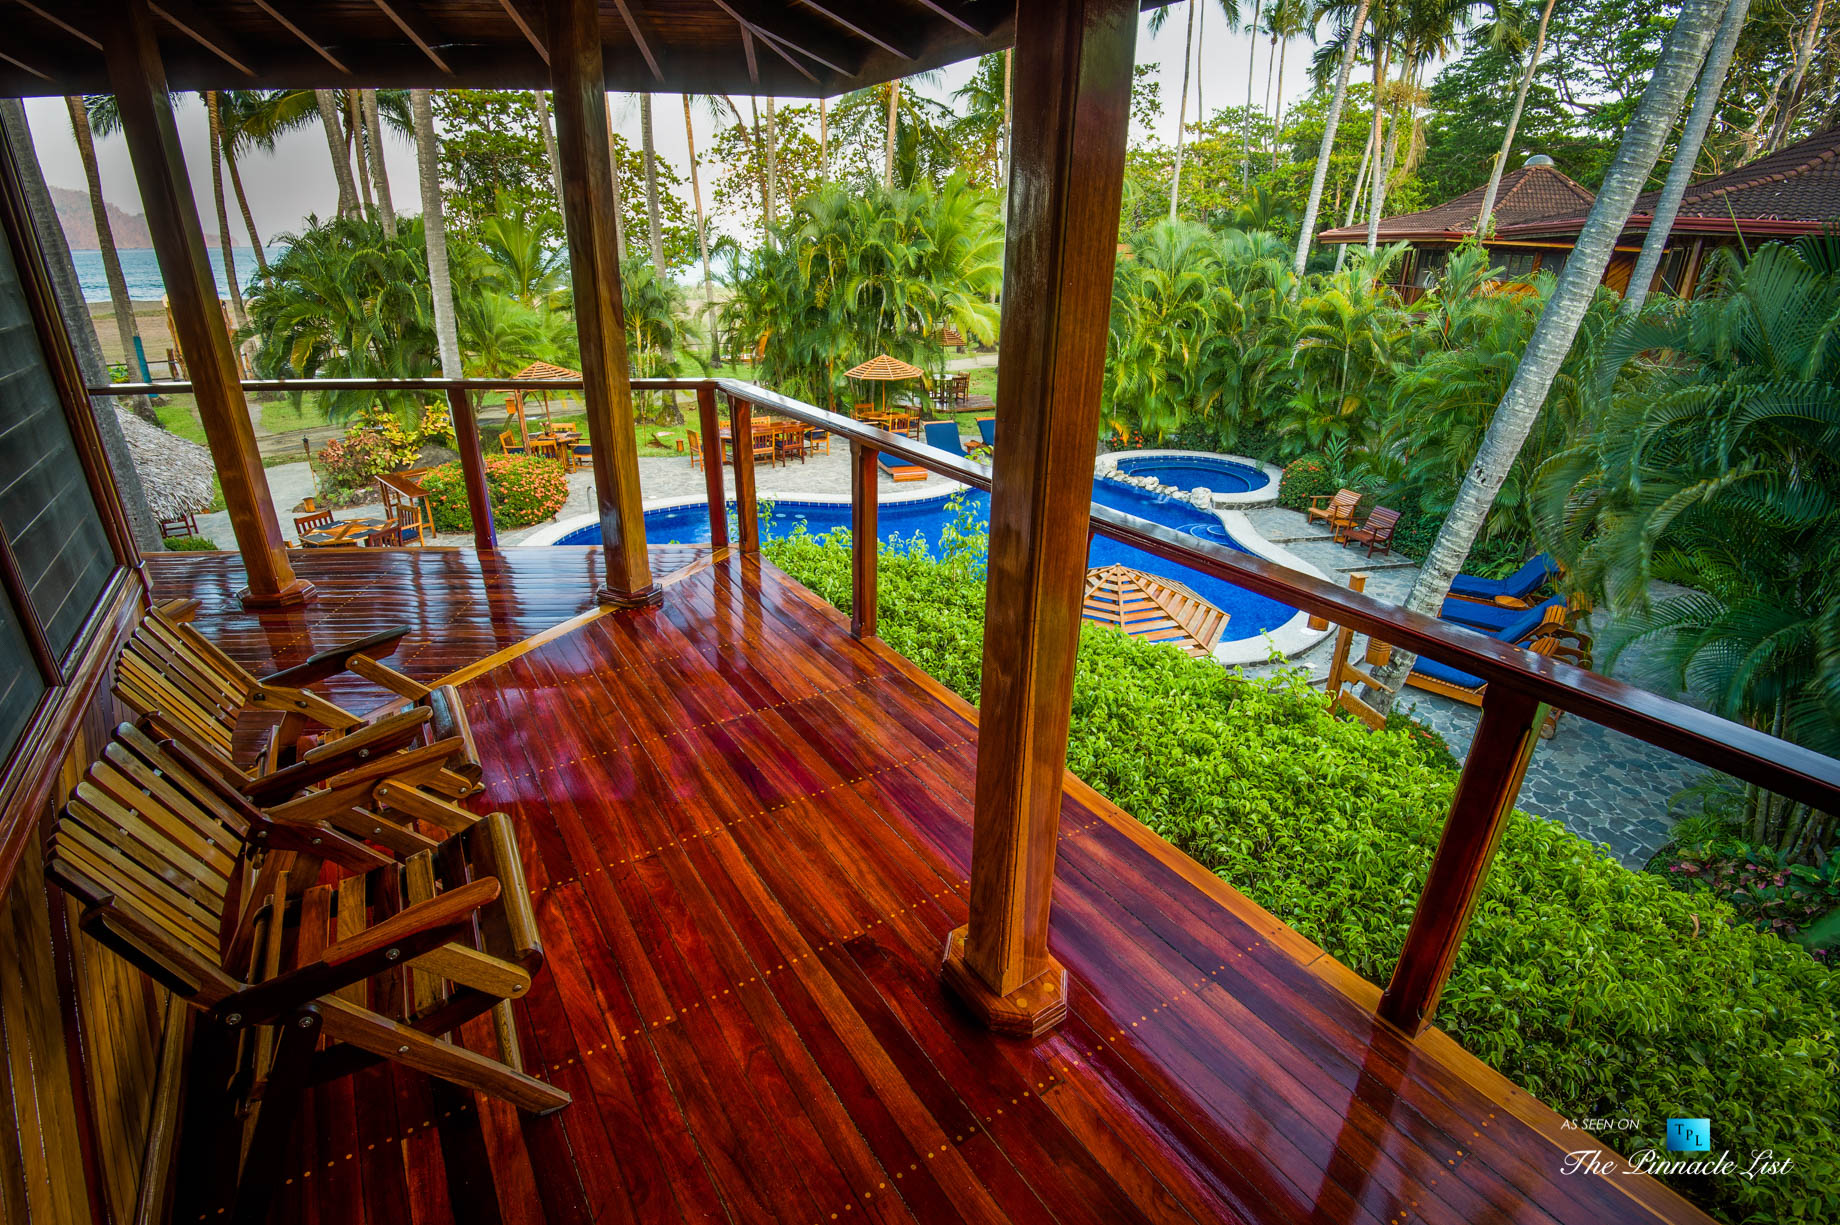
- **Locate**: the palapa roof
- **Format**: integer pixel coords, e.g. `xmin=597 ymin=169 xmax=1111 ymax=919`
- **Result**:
xmin=1082 ymin=564 xmax=1228 ymax=658
xmin=113 ymin=409 xmax=215 ymax=519
xmin=0 ymin=2 xmax=1176 ymax=100
xmin=844 ymin=355 xmax=926 ymax=381
xmin=1318 ymin=163 xmax=1597 ymax=245
xmin=1499 ymin=126 xmax=1840 ymax=241
xmin=513 ymin=360 xmax=583 ymax=381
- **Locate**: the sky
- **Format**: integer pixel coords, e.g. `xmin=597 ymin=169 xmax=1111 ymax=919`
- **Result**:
xmin=21 ymin=5 xmax=1326 ymax=248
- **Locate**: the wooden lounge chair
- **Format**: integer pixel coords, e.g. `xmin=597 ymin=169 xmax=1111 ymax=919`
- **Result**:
xmin=1307 ymin=488 xmax=1362 ymax=539
xmin=1447 ymin=553 xmax=1560 ymax=607
xmin=976 ymin=417 xmax=996 ymax=453
xmin=48 ymin=725 xmax=567 ymax=1223
xmin=877 ymin=449 xmax=927 ymax=482
xmin=1342 ymin=505 xmax=1399 ymax=557
xmin=112 ymin=609 xmax=481 ymax=786
xmin=1438 ymin=593 xmax=1571 ymax=635
xmin=1403 ymin=606 xmax=1592 ymax=737
xmin=922 ymin=420 xmax=972 ymax=461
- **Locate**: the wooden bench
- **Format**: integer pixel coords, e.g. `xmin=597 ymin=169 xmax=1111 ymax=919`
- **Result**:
xmin=47 ymin=724 xmax=567 ymax=1223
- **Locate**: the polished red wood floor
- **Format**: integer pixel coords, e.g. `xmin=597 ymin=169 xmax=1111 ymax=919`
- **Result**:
xmin=150 ymin=548 xmax=1712 ymax=1225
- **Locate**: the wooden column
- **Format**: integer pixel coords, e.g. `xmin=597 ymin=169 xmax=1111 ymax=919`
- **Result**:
xmin=1378 ymin=685 xmax=1546 ymax=1035
xmin=729 ymin=395 xmax=760 ymax=554
xmin=445 ymin=388 xmax=496 ymax=550
xmin=694 ymin=383 xmax=729 ymax=549
xmin=850 ymin=440 xmax=877 ymax=639
xmin=547 ymin=0 xmax=658 ymax=607
xmin=941 ymin=0 xmax=1137 ymax=1038
xmin=106 ymin=0 xmax=310 ymax=608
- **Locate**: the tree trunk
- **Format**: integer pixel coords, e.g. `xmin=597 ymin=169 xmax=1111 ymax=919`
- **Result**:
xmin=1364 ymin=0 xmax=1731 ymax=713
xmin=362 ymin=89 xmax=397 ymax=238
xmin=412 ymin=88 xmax=463 ymax=379
xmin=640 ymin=93 xmax=665 ymax=269
xmin=1002 ymin=49 xmax=1013 ymax=192
xmin=1622 ymin=0 xmax=1749 ymax=318
xmin=534 ymin=89 xmax=565 ymax=210
xmin=224 ymin=148 xmax=267 ymax=272
xmin=1169 ymin=0 xmax=1196 ymax=219
xmin=606 ymin=97 xmax=627 ymax=260
xmin=66 ymin=95 xmax=157 ymax=410
xmin=348 ymin=90 xmax=375 ymax=215
xmin=2 ymin=99 xmax=160 ymax=547
xmin=1767 ymin=0 xmax=1826 ymax=151
xmin=1363 ymin=45 xmax=1390 ymax=254
xmin=315 ymin=89 xmax=359 ymax=218
xmin=684 ymin=94 xmax=714 ymax=310
xmin=1268 ymin=35 xmax=1284 ymax=157
xmin=1243 ymin=0 xmax=1262 ymax=187
xmin=205 ymin=93 xmax=247 ymax=330
xmin=884 ymin=81 xmax=899 ymax=189
xmin=1292 ymin=0 xmax=1372 ymax=281
xmin=1333 ymin=115 xmax=1378 ymax=273
xmin=1475 ymin=0 xmax=1557 ymax=238
xmin=765 ymin=95 xmax=779 ymax=230
xmin=819 ymin=95 xmax=829 ymax=177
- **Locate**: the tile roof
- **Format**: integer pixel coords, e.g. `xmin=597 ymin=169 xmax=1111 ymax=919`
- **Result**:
xmin=1497 ymin=126 xmax=1840 ymax=238
xmin=1318 ymin=163 xmax=1597 ymax=243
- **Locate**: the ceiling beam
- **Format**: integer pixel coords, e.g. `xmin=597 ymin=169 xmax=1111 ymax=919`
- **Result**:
xmin=150 ymin=0 xmax=256 ymax=75
xmin=608 ymin=0 xmax=663 ymax=82
xmin=751 ymin=26 xmax=819 ymax=84
xmin=370 ymin=0 xmax=454 ymax=74
xmin=0 ymin=47 xmax=52 ymax=82
xmin=910 ymin=0 xmax=1006 ymax=38
xmin=795 ymin=0 xmax=915 ymax=59
xmin=739 ymin=22 xmax=759 ymax=86
xmin=713 ymin=0 xmax=865 ymax=76
xmin=13 ymin=1 xmax=101 ymax=50
xmin=248 ymin=0 xmax=351 ymax=73
xmin=496 ymin=0 xmax=548 ymax=64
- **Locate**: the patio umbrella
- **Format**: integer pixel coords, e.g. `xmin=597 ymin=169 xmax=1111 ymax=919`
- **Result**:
xmin=511 ymin=360 xmax=582 ymax=440
xmin=843 ymin=354 xmax=925 ymax=415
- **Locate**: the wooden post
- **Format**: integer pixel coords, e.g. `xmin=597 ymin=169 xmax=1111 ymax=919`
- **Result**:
xmin=850 ymin=440 xmax=877 ymax=639
xmin=445 ymin=388 xmax=496 ymax=550
xmin=547 ymin=0 xmax=657 ymax=607
xmin=1378 ymin=685 xmax=1547 ymax=1035
xmin=730 ymin=395 xmax=760 ymax=554
xmin=695 ymin=383 xmax=729 ymax=549
xmin=106 ymin=0 xmax=311 ymax=609
xmin=940 ymin=0 xmax=1137 ymax=1038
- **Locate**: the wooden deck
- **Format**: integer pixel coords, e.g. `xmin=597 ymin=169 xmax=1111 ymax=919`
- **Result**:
xmin=144 ymin=548 xmax=1712 ymax=1225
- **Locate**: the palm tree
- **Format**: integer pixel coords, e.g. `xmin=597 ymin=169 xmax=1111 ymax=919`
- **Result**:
xmin=819 ymin=95 xmax=829 ymax=176
xmin=1243 ymin=0 xmax=1264 ymax=187
xmin=347 ymin=90 xmax=375 ymax=213
xmin=640 ymin=93 xmax=666 ymax=271
xmin=1265 ymin=0 xmax=1313 ymax=158
xmin=1292 ymin=0 xmax=1373 ymax=280
xmin=411 ymin=89 xmax=462 ymax=379
xmin=1474 ymin=0 xmax=1558 ymax=237
xmin=1621 ymin=0 xmax=1751 ymax=318
xmin=765 ymin=96 xmax=779 ymax=235
xmin=534 ymin=90 xmax=564 ymax=206
xmin=204 ymin=92 xmax=247 ymax=328
xmin=884 ymin=81 xmax=899 ymax=190
xmin=1161 ymin=0 xmax=1199 ymax=219
xmin=683 ymin=95 xmax=715 ymax=312
xmin=214 ymin=91 xmax=271 ymax=273
xmin=66 ymin=96 xmax=154 ymax=401
xmin=360 ymin=90 xmax=398 ymax=238
xmin=1766 ymin=0 xmax=1826 ymax=151
xmin=1363 ymin=0 xmax=1732 ymax=711
xmin=315 ymin=89 xmax=360 ymax=218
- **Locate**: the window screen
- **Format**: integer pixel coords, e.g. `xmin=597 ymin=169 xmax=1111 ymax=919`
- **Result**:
xmin=0 ymin=582 xmax=43 ymax=763
xmin=0 ymin=232 xmax=113 ymax=661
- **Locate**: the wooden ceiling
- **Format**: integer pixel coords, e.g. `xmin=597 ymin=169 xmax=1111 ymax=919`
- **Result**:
xmin=0 ymin=0 xmax=1148 ymax=99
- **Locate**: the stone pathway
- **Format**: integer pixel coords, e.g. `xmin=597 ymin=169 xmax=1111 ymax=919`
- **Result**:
xmin=194 ymin=452 xmax=1703 ymax=868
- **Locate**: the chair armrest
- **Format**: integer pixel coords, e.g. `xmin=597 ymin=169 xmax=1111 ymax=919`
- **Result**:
xmin=259 ymin=626 xmax=411 ymax=688
xmin=238 ymin=708 xmax=434 ymax=806
xmin=346 ymin=654 xmax=433 ymax=700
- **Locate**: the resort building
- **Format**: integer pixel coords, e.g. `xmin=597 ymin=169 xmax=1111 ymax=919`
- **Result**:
xmin=0 ymin=4 xmax=1832 ymax=1225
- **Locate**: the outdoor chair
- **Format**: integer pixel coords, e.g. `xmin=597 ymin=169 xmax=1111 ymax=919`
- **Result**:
xmin=498 ymin=431 xmax=526 ymax=456
xmin=1342 ymin=505 xmax=1400 ymax=557
xmin=379 ymin=481 xmax=435 ymax=545
xmin=976 ymin=417 xmax=997 ymax=453
xmin=293 ymin=509 xmax=335 ymax=536
xmin=1306 ymin=488 xmax=1362 ymax=538
xmin=1447 ymin=553 xmax=1560 ymax=607
xmin=47 ymin=724 xmax=566 ymax=1223
xmin=1439 ymin=593 xmax=1572 ymax=635
xmin=950 ymin=373 xmax=971 ymax=403
xmin=804 ymin=425 xmax=831 ymax=456
xmin=923 ymin=421 xmax=972 ymax=461
xmin=877 ymin=449 xmax=927 ymax=483
xmin=571 ymin=440 xmax=593 ymax=470
xmin=158 ymin=511 xmax=200 ymax=539
xmin=1402 ymin=605 xmax=1592 ymax=737
xmin=687 ymin=428 xmax=703 ymax=469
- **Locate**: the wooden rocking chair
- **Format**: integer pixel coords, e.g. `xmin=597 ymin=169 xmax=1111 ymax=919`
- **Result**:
xmin=48 ymin=724 xmax=567 ymax=1224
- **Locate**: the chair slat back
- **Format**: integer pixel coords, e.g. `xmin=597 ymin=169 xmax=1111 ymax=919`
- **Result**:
xmin=1367 ymin=507 xmax=1400 ymax=531
xmin=115 ymin=613 xmax=259 ymax=756
xmin=1331 ymin=489 xmax=1361 ymax=516
xmin=294 ymin=510 xmax=335 ymax=534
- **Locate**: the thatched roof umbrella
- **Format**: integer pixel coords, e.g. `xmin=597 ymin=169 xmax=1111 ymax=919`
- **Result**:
xmin=113 ymin=409 xmax=213 ymax=520
xmin=511 ymin=360 xmax=583 ymax=442
xmin=843 ymin=355 xmax=925 ymax=415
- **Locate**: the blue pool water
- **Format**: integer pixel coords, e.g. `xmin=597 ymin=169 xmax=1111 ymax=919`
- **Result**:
xmin=558 ymin=481 xmax=1299 ymax=640
xmin=1114 ymin=453 xmax=1268 ymax=495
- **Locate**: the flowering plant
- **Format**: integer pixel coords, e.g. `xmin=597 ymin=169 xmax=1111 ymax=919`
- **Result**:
xmin=422 ymin=455 xmax=570 ymax=531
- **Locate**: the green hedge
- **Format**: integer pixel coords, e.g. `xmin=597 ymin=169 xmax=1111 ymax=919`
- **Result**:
xmin=763 ymin=525 xmax=1840 ymax=1225
xmin=421 ymin=455 xmax=570 ymax=532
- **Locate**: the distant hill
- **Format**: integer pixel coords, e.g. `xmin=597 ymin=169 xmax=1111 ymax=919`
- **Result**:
xmin=48 ymin=183 xmax=219 ymax=249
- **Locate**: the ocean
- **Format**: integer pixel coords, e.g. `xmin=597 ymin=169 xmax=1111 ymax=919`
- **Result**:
xmin=70 ymin=245 xmax=285 ymax=303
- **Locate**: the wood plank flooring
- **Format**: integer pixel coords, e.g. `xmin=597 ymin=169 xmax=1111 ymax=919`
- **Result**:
xmin=147 ymin=548 xmax=1714 ymax=1225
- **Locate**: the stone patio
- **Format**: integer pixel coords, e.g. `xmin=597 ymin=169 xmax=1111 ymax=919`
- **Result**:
xmin=198 ymin=448 xmax=1706 ymax=869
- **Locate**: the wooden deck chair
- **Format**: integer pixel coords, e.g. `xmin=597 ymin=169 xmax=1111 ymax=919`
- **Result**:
xmin=1342 ymin=505 xmax=1400 ymax=557
xmin=293 ymin=509 xmax=335 ymax=536
xmin=48 ymin=726 xmax=567 ymax=1224
xmin=1402 ymin=607 xmax=1592 ymax=737
xmin=876 ymin=449 xmax=927 ymax=482
xmin=499 ymin=430 xmax=526 ymax=456
xmin=1306 ymin=488 xmax=1362 ymax=538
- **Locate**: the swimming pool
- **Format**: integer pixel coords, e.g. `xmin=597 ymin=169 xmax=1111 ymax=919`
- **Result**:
xmin=554 ymin=480 xmax=1312 ymax=651
xmin=1114 ymin=453 xmax=1267 ymax=495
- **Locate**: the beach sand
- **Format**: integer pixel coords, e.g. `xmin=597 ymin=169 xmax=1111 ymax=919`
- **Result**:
xmin=86 ymin=299 xmax=176 ymax=372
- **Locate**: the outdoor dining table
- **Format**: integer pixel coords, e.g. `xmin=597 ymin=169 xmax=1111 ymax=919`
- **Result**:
xmin=298 ymin=516 xmax=392 ymax=547
xmin=717 ymin=420 xmax=802 ymax=466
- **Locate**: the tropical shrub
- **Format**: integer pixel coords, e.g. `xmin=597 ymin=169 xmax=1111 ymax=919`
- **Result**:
xmin=763 ymin=529 xmax=1840 ymax=1224
xmin=1276 ymin=457 xmax=1338 ymax=510
xmin=421 ymin=455 xmax=569 ymax=532
xmin=161 ymin=535 xmax=216 ymax=551
xmin=314 ymin=431 xmax=407 ymax=504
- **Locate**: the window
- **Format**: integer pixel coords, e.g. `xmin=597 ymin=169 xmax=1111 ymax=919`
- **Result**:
xmin=0 ymin=230 xmax=113 ymax=662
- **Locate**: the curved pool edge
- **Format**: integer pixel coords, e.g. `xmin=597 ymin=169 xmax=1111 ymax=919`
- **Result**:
xmin=1205 ymin=508 xmax=1334 ymax=666
xmin=516 ymin=482 xmax=969 ymax=548
xmin=1097 ymin=448 xmax=1283 ymax=507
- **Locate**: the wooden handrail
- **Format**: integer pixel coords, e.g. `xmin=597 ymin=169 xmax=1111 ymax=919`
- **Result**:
xmin=85 ymin=374 xmax=1840 ymax=812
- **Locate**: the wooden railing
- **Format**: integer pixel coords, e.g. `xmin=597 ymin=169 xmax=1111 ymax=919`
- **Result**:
xmin=94 ymin=374 xmax=1840 ymax=1036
